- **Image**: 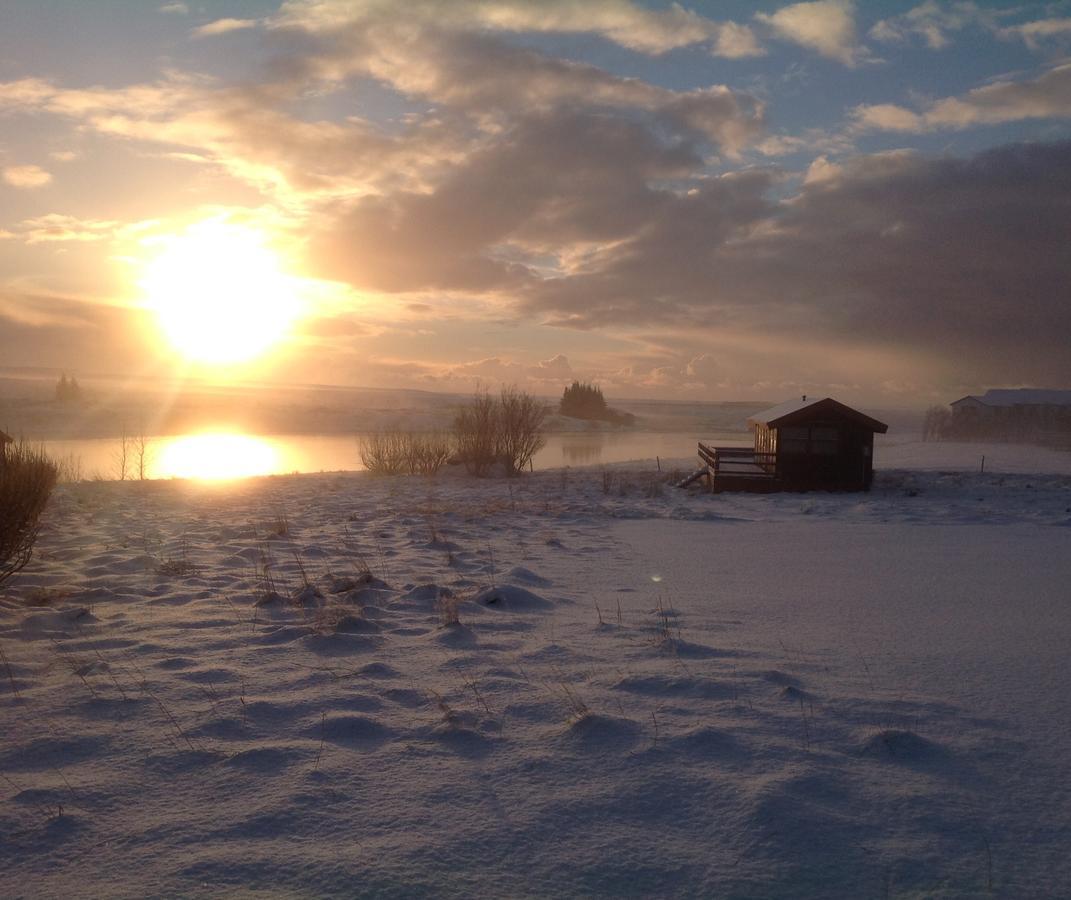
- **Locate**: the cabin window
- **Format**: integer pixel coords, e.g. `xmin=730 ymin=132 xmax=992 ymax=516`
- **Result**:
xmin=810 ymin=426 xmax=839 ymax=455
xmin=777 ymin=424 xmax=839 ymax=455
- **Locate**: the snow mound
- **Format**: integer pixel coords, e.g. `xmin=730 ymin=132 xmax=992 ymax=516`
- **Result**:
xmin=314 ymin=715 xmax=391 ymax=747
xmin=665 ymin=726 xmax=744 ymax=759
xmin=507 ymin=566 xmax=552 ymax=586
xmin=860 ymin=729 xmax=946 ymax=763
xmin=474 ymin=584 xmax=554 ymax=610
xmin=563 ymin=713 xmax=643 ymax=750
xmin=433 ymin=622 xmax=477 ymax=647
xmin=225 ymin=746 xmax=304 ymax=773
xmin=613 ymin=674 xmax=733 ymax=700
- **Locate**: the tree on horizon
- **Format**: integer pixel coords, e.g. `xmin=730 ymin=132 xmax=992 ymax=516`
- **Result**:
xmin=560 ymin=381 xmax=609 ymax=419
xmin=55 ymin=373 xmax=83 ymax=404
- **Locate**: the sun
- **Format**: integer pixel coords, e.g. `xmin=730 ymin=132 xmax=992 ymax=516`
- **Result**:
xmin=139 ymin=221 xmax=300 ymax=365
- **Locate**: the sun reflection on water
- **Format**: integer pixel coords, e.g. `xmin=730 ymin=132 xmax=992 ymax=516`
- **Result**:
xmin=154 ymin=433 xmax=281 ymax=481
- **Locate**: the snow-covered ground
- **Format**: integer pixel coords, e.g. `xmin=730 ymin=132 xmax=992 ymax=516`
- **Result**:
xmin=2 ymin=441 xmax=1069 ymax=897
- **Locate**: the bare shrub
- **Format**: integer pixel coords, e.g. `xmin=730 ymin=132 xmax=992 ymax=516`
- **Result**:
xmin=359 ymin=432 xmax=409 ymax=475
xmin=453 ymin=386 xmax=547 ymax=476
xmin=114 ymin=428 xmax=130 ymax=481
xmin=0 ymin=441 xmax=60 ymax=587
xmin=360 ymin=431 xmax=453 ymax=476
xmin=54 ymin=453 xmax=84 ymax=484
xmin=453 ymin=390 xmax=499 ymax=476
xmin=406 ymin=432 xmax=453 ymax=475
xmin=133 ymin=431 xmax=152 ymax=481
xmin=497 ymin=386 xmax=547 ymax=475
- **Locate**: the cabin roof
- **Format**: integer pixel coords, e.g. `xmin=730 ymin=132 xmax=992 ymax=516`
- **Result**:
xmin=748 ymin=397 xmax=888 ymax=433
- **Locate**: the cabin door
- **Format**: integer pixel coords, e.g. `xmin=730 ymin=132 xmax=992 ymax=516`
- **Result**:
xmin=842 ymin=429 xmax=868 ymax=490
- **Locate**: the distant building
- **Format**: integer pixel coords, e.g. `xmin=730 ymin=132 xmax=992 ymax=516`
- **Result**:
xmin=951 ymin=389 xmax=1071 ymax=417
xmin=943 ymin=388 xmax=1071 ymax=444
xmin=683 ymin=397 xmax=888 ymax=493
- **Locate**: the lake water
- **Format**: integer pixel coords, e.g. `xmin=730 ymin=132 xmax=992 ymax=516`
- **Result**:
xmin=43 ymin=430 xmax=751 ymax=481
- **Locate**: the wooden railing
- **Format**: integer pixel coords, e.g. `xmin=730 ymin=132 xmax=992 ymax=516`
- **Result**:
xmin=697 ymin=443 xmax=777 ymax=479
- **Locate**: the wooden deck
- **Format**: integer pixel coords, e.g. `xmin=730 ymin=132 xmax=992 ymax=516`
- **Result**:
xmin=677 ymin=443 xmax=780 ymax=493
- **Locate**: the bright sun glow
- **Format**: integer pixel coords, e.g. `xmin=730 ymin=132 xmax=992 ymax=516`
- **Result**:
xmin=139 ymin=222 xmax=300 ymax=364
xmin=155 ymin=433 xmax=280 ymax=481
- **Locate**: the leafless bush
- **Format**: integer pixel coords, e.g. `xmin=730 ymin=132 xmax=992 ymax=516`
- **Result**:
xmin=406 ymin=432 xmax=453 ymax=475
xmin=54 ymin=453 xmax=84 ymax=484
xmin=0 ymin=441 xmax=60 ymax=587
xmin=359 ymin=432 xmax=409 ymax=475
xmin=453 ymin=386 xmax=547 ymax=476
xmin=497 ymin=386 xmax=547 ymax=475
xmin=360 ymin=431 xmax=454 ymax=476
xmin=114 ymin=429 xmax=130 ymax=481
xmin=454 ymin=389 xmax=500 ymax=476
xmin=133 ymin=431 xmax=152 ymax=481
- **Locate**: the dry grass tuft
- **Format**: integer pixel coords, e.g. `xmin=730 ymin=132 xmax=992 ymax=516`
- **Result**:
xmin=436 ymin=588 xmax=461 ymax=627
xmin=20 ymin=586 xmax=72 ymax=607
xmin=155 ymin=540 xmax=200 ymax=577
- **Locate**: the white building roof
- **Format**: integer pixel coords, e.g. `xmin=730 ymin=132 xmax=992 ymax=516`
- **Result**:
xmin=977 ymin=389 xmax=1071 ymax=407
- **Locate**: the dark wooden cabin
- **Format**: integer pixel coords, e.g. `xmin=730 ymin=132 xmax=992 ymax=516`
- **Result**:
xmin=684 ymin=397 xmax=888 ymax=493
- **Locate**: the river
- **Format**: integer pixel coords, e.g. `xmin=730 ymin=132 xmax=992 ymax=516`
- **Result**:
xmin=42 ymin=430 xmax=751 ymax=481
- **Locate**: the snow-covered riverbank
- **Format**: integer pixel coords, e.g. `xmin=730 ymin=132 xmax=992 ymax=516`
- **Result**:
xmin=2 ymin=446 xmax=1069 ymax=897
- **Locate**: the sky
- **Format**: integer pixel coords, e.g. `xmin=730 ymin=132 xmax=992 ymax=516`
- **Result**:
xmin=1 ymin=0 xmax=1069 ymax=404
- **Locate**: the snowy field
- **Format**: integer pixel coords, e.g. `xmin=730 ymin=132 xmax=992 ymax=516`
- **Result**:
xmin=2 ymin=441 xmax=1070 ymax=897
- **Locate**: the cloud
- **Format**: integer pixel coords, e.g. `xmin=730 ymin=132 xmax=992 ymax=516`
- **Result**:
xmin=0 ymin=292 xmax=146 ymax=371
xmin=158 ymin=2 xmax=189 ymax=14
xmin=192 ymin=18 xmax=258 ymax=38
xmin=306 ymin=107 xmax=712 ymax=294
xmin=264 ymin=20 xmax=764 ymax=154
xmin=0 ymin=3 xmax=765 ymax=207
xmin=868 ymin=1 xmax=1001 ymax=50
xmin=756 ymin=0 xmax=870 ymax=66
xmin=713 ymin=21 xmax=766 ymax=59
xmin=498 ymin=140 xmax=1071 ymax=389
xmin=870 ymin=5 xmax=1071 ymax=53
xmin=0 ymin=74 xmax=470 ymax=199
xmin=850 ymin=103 xmax=923 ymax=132
xmin=998 ymin=17 xmax=1071 ymax=50
xmin=9 ymin=214 xmax=120 ymax=243
xmin=2 ymin=164 xmax=52 ymax=188
xmin=853 ymin=63 xmax=1071 ymax=132
xmin=273 ymin=0 xmax=764 ymax=57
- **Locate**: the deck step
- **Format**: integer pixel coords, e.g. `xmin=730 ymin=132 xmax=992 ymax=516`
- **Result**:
xmin=677 ymin=467 xmax=709 ymax=489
